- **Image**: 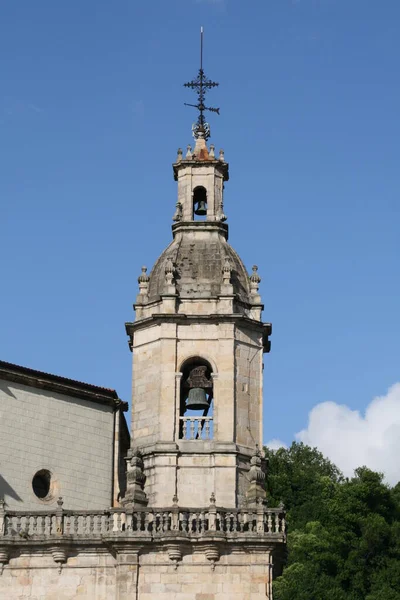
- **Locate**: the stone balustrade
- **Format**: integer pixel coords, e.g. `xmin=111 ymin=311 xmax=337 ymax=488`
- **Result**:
xmin=179 ymin=415 xmax=213 ymax=440
xmin=0 ymin=505 xmax=285 ymax=540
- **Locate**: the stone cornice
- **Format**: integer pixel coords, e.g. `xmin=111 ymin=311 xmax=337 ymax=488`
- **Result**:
xmin=126 ymin=315 xmax=271 ymax=353
xmin=172 ymin=158 xmax=229 ymax=182
xmin=171 ymin=220 xmax=229 ymax=240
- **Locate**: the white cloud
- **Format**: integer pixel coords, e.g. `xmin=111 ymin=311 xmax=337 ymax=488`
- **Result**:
xmin=266 ymin=438 xmax=288 ymax=451
xmin=296 ymin=383 xmax=400 ymax=485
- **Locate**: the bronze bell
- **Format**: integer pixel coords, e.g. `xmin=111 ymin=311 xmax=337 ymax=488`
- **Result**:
xmin=186 ymin=387 xmax=209 ymax=410
xmin=194 ymin=200 xmax=207 ymax=216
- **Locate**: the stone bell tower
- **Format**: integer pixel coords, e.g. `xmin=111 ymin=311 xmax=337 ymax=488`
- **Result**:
xmin=125 ymin=129 xmax=271 ymax=509
xmin=121 ymin=32 xmax=286 ymax=598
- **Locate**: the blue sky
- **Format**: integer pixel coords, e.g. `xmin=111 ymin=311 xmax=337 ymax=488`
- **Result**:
xmin=1 ymin=1 xmax=399 ymax=479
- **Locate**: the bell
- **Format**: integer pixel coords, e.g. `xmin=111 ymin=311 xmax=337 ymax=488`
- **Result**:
xmin=186 ymin=387 xmax=209 ymax=410
xmin=194 ymin=200 xmax=207 ymax=216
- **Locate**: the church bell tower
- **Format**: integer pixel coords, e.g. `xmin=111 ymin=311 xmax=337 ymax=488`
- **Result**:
xmin=123 ymin=29 xmax=285 ymax=597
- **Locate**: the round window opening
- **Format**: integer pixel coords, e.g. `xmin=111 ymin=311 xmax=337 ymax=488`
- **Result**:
xmin=32 ymin=469 xmax=52 ymax=499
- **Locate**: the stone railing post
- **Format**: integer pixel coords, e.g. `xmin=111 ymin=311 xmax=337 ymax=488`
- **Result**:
xmin=171 ymin=495 xmax=179 ymax=531
xmin=256 ymin=499 xmax=265 ymax=533
xmin=55 ymin=497 xmax=64 ymax=536
xmin=208 ymin=492 xmax=217 ymax=531
xmin=0 ymin=498 xmax=5 ymax=536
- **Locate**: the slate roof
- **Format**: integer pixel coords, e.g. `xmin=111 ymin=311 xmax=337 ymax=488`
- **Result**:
xmin=0 ymin=360 xmax=128 ymax=411
xmin=147 ymin=233 xmax=251 ymax=304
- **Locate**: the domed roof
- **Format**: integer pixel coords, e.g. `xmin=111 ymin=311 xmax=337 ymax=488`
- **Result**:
xmin=147 ymin=228 xmax=251 ymax=304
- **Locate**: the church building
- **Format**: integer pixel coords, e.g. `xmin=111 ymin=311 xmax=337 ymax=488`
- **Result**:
xmin=0 ymin=37 xmax=286 ymax=599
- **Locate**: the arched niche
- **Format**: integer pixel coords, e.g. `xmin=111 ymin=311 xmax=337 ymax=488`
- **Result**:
xmin=179 ymin=357 xmax=214 ymax=440
xmin=193 ymin=186 xmax=208 ymax=220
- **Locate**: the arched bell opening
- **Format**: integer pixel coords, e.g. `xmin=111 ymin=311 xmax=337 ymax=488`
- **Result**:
xmin=193 ymin=186 xmax=208 ymax=220
xmin=179 ymin=357 xmax=214 ymax=440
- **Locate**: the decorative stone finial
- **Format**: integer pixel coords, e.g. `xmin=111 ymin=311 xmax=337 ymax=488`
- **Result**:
xmin=209 ymin=492 xmax=216 ymax=506
xmin=137 ymin=266 xmax=150 ymax=298
xmin=122 ymin=448 xmax=148 ymax=508
xmin=222 ymin=256 xmax=232 ymax=285
xmin=177 ymin=148 xmax=183 ymax=162
xmin=249 ymin=445 xmax=265 ymax=484
xmin=249 ymin=265 xmax=261 ymax=294
xmin=57 ymin=497 xmax=63 ymax=509
xmin=209 ymin=144 xmax=215 ymax=158
xmin=165 ymin=258 xmax=175 ymax=285
xmin=219 ymin=148 xmax=225 ymax=161
xmin=138 ymin=266 xmax=149 ymax=284
xmin=172 ymin=201 xmax=182 ymax=222
xmin=172 ymin=494 xmax=179 ymax=507
xmin=246 ymin=445 xmax=267 ymax=506
xmin=186 ymin=145 xmax=193 ymax=159
xmin=217 ymin=197 xmax=227 ymax=223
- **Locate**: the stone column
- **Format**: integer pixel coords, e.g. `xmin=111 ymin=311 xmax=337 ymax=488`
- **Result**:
xmin=115 ymin=546 xmax=140 ymax=600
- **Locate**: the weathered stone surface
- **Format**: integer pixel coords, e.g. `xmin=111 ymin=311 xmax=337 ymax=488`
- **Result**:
xmin=0 ymin=380 xmax=124 ymax=511
xmin=0 ymin=541 xmax=277 ymax=600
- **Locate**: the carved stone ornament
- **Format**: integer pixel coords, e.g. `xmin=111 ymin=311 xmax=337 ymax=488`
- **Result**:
xmin=222 ymin=256 xmax=232 ymax=284
xmin=249 ymin=265 xmax=261 ymax=294
xmin=0 ymin=549 xmax=8 ymax=576
xmin=203 ymin=544 xmax=219 ymax=570
xmin=50 ymin=547 xmax=67 ymax=574
xmin=172 ymin=202 xmax=183 ymax=222
xmin=217 ymin=198 xmax=227 ymax=222
xmin=165 ymin=258 xmax=175 ymax=285
xmin=138 ymin=266 xmax=150 ymax=296
xmin=246 ymin=445 xmax=267 ymax=506
xmin=122 ymin=448 xmax=148 ymax=507
xmin=167 ymin=544 xmax=182 ymax=569
xmin=248 ymin=445 xmax=266 ymax=485
xmin=127 ymin=449 xmax=146 ymax=487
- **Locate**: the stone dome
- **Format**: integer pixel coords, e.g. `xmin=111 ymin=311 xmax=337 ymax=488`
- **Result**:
xmin=147 ymin=226 xmax=251 ymax=304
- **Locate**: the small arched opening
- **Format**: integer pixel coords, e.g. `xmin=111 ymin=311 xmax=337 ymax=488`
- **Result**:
xmin=179 ymin=357 xmax=213 ymax=440
xmin=193 ymin=186 xmax=208 ymax=220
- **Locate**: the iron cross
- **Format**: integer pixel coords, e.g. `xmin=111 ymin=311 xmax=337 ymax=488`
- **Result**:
xmin=183 ymin=27 xmax=220 ymax=139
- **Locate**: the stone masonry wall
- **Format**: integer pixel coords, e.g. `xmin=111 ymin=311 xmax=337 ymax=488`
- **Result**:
xmin=234 ymin=326 xmax=264 ymax=449
xmin=0 ymin=380 xmax=114 ymax=510
xmin=0 ymin=546 xmax=273 ymax=600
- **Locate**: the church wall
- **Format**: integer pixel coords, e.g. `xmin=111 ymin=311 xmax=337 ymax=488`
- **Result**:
xmin=137 ymin=547 xmax=272 ymax=600
xmin=0 ymin=552 xmax=116 ymax=600
xmin=0 ymin=546 xmax=272 ymax=600
xmin=0 ymin=380 xmax=114 ymax=511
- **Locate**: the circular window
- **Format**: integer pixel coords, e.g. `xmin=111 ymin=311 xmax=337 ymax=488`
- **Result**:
xmin=32 ymin=469 xmax=52 ymax=500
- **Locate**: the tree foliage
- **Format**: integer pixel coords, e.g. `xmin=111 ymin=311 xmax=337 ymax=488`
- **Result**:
xmin=264 ymin=443 xmax=400 ymax=599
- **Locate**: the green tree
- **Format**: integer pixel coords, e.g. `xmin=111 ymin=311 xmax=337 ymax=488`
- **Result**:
xmin=265 ymin=443 xmax=400 ymax=600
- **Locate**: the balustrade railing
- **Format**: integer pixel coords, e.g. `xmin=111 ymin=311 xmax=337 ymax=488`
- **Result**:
xmin=0 ymin=507 xmax=285 ymax=539
xmin=179 ymin=416 xmax=213 ymax=440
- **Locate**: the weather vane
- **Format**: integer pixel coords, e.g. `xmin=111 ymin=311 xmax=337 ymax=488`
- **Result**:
xmin=184 ymin=27 xmax=220 ymax=141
